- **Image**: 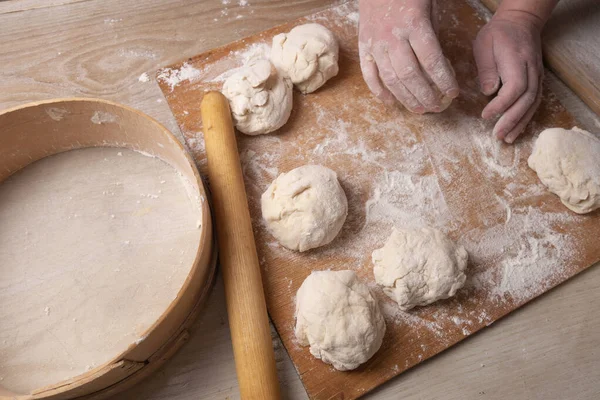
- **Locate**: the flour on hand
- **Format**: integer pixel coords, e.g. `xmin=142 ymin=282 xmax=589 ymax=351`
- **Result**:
xmin=271 ymin=23 xmax=339 ymax=94
xmin=222 ymin=58 xmax=292 ymax=135
xmin=295 ymin=270 xmax=386 ymax=371
xmin=261 ymin=165 xmax=347 ymax=252
xmin=372 ymin=227 xmax=468 ymax=311
xmin=528 ymin=127 xmax=600 ymax=214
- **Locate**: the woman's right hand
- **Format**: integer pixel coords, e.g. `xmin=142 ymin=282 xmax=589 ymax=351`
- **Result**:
xmin=358 ymin=0 xmax=459 ymax=114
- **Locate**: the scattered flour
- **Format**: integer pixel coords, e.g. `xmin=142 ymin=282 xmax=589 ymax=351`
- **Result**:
xmin=157 ymin=63 xmax=203 ymax=91
xmin=472 ymin=132 xmax=521 ymax=179
xmin=138 ymin=72 xmax=150 ymax=83
xmin=464 ymin=206 xmax=579 ymax=303
xmin=494 ymin=194 xmax=512 ymax=225
xmin=363 ymin=170 xmax=453 ymax=232
xmin=118 ymin=48 xmax=158 ymax=60
xmin=209 ymin=43 xmax=271 ymax=83
xmin=345 ymin=11 xmax=359 ymax=25
xmin=186 ymin=136 xmax=206 ymax=154
xmin=45 ymin=107 xmax=68 ymax=121
xmin=91 ymin=111 xmax=117 ymax=125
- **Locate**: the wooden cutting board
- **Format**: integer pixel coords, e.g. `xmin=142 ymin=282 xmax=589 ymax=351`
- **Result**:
xmin=157 ymin=1 xmax=600 ymax=398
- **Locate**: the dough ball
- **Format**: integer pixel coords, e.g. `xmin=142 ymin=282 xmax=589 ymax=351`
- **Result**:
xmin=295 ymin=270 xmax=386 ymax=371
xmin=271 ymin=23 xmax=339 ymax=94
xmin=528 ymin=127 xmax=600 ymax=214
xmin=261 ymin=165 xmax=347 ymax=252
xmin=222 ymin=58 xmax=293 ymax=135
xmin=372 ymin=227 xmax=468 ymax=311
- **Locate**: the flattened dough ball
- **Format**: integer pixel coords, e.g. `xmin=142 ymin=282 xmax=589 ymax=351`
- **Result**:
xmin=271 ymin=23 xmax=339 ymax=94
xmin=372 ymin=227 xmax=468 ymax=311
xmin=222 ymin=58 xmax=293 ymax=135
xmin=528 ymin=127 xmax=600 ymax=214
xmin=295 ymin=270 xmax=386 ymax=371
xmin=261 ymin=165 xmax=347 ymax=252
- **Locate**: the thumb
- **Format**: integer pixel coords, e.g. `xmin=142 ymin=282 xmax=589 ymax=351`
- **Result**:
xmin=473 ymin=31 xmax=500 ymax=96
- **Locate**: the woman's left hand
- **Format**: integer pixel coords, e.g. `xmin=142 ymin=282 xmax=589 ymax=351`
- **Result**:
xmin=474 ymin=10 xmax=544 ymax=143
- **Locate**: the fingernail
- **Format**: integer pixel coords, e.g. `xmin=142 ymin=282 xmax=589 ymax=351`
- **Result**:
xmin=482 ymin=82 xmax=497 ymax=95
xmin=504 ymin=137 xmax=514 ymax=144
xmin=446 ymin=88 xmax=460 ymax=98
xmin=482 ymin=83 xmax=495 ymax=94
xmin=414 ymin=106 xmax=425 ymax=114
xmin=494 ymin=129 xmax=506 ymax=139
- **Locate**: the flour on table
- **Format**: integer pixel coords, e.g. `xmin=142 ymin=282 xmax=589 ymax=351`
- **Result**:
xmin=138 ymin=72 xmax=150 ymax=82
xmin=158 ymin=62 xmax=203 ymax=91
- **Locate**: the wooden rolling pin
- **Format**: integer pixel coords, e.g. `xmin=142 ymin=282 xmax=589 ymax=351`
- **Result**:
xmin=200 ymin=91 xmax=281 ymax=400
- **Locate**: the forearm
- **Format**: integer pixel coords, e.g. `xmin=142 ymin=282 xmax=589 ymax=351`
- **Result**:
xmin=496 ymin=0 xmax=559 ymax=29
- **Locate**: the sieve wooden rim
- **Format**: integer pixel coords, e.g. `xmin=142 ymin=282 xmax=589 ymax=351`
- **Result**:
xmin=0 ymin=98 xmax=215 ymax=400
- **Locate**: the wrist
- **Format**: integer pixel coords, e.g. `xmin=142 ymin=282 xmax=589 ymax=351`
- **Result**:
xmin=495 ymin=0 xmax=558 ymax=30
xmin=492 ymin=9 xmax=546 ymax=32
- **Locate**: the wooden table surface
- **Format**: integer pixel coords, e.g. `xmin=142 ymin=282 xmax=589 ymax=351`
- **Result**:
xmin=1 ymin=1 xmax=599 ymax=399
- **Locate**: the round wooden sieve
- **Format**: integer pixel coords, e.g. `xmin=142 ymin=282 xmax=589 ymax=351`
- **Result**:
xmin=0 ymin=98 xmax=216 ymax=400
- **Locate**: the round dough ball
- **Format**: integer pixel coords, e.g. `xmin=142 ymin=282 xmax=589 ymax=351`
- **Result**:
xmin=295 ymin=270 xmax=386 ymax=371
xmin=261 ymin=165 xmax=347 ymax=252
xmin=271 ymin=23 xmax=339 ymax=94
xmin=528 ymin=127 xmax=600 ymax=214
xmin=222 ymin=58 xmax=293 ymax=135
xmin=372 ymin=227 xmax=468 ymax=311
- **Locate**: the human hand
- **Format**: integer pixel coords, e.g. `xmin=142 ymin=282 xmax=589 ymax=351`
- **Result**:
xmin=474 ymin=10 xmax=544 ymax=143
xmin=358 ymin=0 xmax=459 ymax=113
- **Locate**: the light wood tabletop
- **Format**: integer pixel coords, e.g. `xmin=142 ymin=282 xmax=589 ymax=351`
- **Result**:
xmin=1 ymin=1 xmax=599 ymax=399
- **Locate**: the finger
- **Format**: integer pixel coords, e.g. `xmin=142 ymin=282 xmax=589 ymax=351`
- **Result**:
xmin=359 ymin=48 xmax=397 ymax=106
xmin=473 ymin=30 xmax=500 ymax=96
xmin=481 ymin=56 xmax=528 ymax=120
xmin=409 ymin=23 xmax=459 ymax=99
xmin=373 ymin=47 xmax=425 ymax=113
xmin=493 ymin=64 xmax=540 ymax=140
xmin=503 ymin=72 xmax=543 ymax=144
xmin=385 ymin=41 xmax=440 ymax=111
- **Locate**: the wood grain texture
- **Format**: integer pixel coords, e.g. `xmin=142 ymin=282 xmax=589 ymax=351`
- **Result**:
xmin=1 ymin=0 xmax=600 ymax=399
xmin=0 ymin=0 xmax=92 ymax=14
xmin=201 ymin=92 xmax=280 ymax=400
xmin=157 ymin=1 xmax=600 ymax=398
xmin=481 ymin=0 xmax=600 ymax=116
